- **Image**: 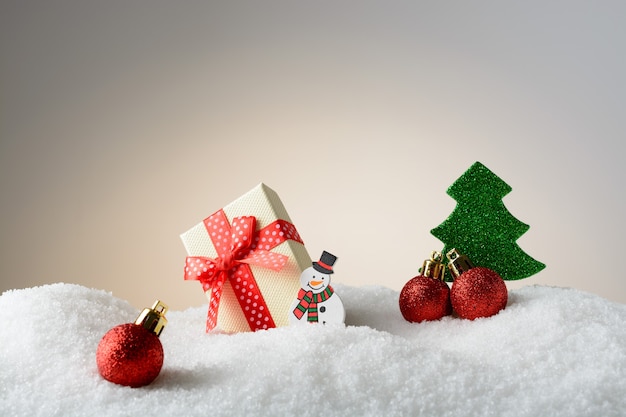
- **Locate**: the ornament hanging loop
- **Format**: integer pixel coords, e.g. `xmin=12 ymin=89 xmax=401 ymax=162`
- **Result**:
xmin=135 ymin=300 xmax=168 ymax=337
xmin=422 ymin=251 xmax=446 ymax=281
xmin=446 ymin=248 xmax=475 ymax=279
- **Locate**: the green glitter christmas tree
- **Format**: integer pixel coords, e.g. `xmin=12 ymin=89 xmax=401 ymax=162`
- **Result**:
xmin=431 ymin=161 xmax=545 ymax=281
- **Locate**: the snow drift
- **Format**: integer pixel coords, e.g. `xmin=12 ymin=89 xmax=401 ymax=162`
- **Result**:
xmin=1 ymin=283 xmax=624 ymax=417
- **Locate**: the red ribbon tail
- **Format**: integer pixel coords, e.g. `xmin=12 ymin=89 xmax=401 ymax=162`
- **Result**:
xmin=203 ymin=271 xmax=229 ymax=332
xmin=206 ymin=305 xmax=215 ymax=332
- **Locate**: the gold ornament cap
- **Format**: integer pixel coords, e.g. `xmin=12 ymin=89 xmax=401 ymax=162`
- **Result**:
xmin=135 ymin=300 xmax=168 ymax=337
xmin=446 ymin=248 xmax=475 ymax=278
xmin=422 ymin=251 xmax=446 ymax=281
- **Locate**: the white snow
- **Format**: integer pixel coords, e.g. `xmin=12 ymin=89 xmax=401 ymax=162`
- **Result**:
xmin=1 ymin=283 xmax=625 ymax=417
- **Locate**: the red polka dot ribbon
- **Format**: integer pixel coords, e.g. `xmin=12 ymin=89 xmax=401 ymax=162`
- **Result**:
xmin=184 ymin=209 xmax=304 ymax=332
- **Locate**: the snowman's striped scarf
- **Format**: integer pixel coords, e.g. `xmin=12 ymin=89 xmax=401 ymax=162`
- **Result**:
xmin=293 ymin=286 xmax=334 ymax=322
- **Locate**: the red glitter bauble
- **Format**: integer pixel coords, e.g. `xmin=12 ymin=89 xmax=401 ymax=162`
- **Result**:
xmin=96 ymin=323 xmax=164 ymax=387
xmin=450 ymin=267 xmax=508 ymax=320
xmin=399 ymin=275 xmax=452 ymax=322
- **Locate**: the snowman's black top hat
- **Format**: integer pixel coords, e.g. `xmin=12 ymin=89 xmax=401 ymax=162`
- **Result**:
xmin=313 ymin=251 xmax=337 ymax=274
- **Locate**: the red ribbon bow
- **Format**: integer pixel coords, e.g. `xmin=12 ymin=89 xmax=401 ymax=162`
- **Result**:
xmin=184 ymin=209 xmax=303 ymax=332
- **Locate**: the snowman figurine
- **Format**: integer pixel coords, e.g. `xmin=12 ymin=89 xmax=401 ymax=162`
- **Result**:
xmin=289 ymin=251 xmax=345 ymax=325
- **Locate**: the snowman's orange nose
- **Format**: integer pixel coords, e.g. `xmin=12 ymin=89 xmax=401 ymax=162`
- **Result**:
xmin=310 ymin=280 xmax=324 ymax=286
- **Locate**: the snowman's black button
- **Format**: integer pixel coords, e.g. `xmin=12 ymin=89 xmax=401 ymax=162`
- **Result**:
xmin=320 ymin=306 xmax=326 ymax=313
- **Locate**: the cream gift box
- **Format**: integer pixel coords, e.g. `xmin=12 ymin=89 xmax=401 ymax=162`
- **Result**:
xmin=181 ymin=183 xmax=311 ymax=333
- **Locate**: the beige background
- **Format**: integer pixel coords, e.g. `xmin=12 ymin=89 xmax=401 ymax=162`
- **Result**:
xmin=1 ymin=1 xmax=625 ymax=310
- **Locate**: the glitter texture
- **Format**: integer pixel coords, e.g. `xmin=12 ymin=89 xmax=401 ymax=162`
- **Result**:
xmin=431 ymin=161 xmax=546 ymax=281
xmin=450 ymin=267 xmax=508 ymax=320
xmin=96 ymin=323 xmax=164 ymax=387
xmin=399 ymin=275 xmax=452 ymax=322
